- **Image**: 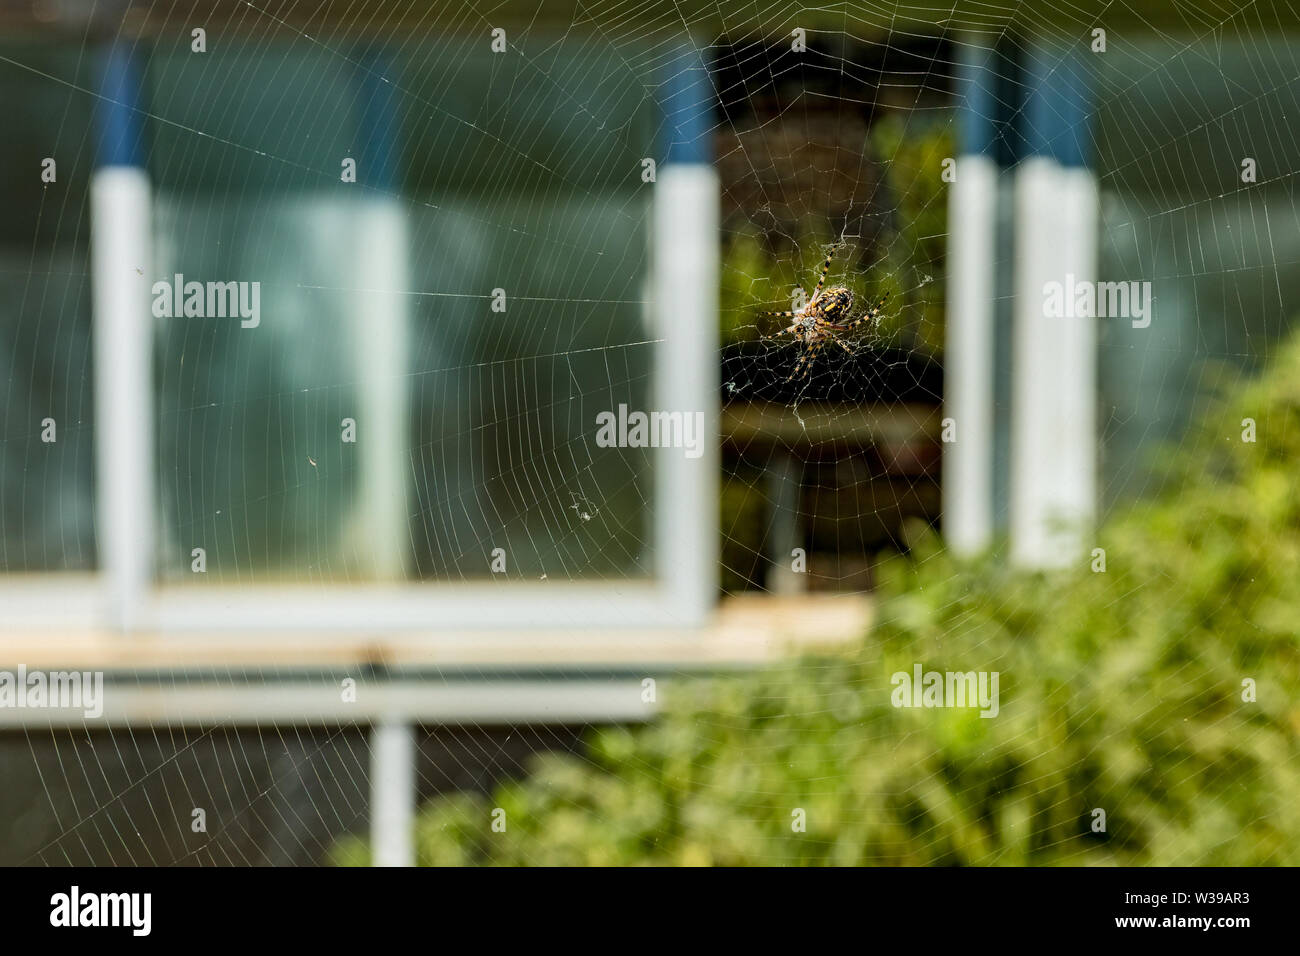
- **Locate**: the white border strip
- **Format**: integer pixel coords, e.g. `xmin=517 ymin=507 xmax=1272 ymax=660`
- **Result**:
xmin=654 ymin=164 xmax=720 ymax=625
xmin=944 ymin=154 xmax=998 ymax=556
xmin=0 ymin=680 xmax=657 ymax=728
xmin=1011 ymin=158 xmax=1098 ymax=568
xmin=91 ymin=167 xmax=155 ymax=631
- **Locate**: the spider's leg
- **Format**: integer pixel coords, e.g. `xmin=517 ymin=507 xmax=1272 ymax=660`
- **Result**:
xmin=838 ymin=291 xmax=891 ymax=331
xmin=785 ymin=348 xmax=808 ymax=382
xmin=760 ymin=310 xmax=799 ymax=317
xmin=812 ymin=244 xmax=839 ymax=299
xmin=803 ymin=341 xmax=825 ymax=378
xmin=834 ymin=336 xmax=854 ymax=355
xmin=758 ymin=316 xmax=803 ymax=342
xmin=786 ymin=341 xmax=823 ymax=382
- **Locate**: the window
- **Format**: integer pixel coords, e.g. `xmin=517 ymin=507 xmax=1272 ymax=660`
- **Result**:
xmin=4 ymin=36 xmax=717 ymax=633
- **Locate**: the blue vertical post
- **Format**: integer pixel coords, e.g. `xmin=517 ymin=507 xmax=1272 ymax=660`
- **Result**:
xmin=92 ymin=41 xmax=154 ymax=630
xmin=654 ymin=45 xmax=718 ymax=620
xmin=357 ymin=51 xmax=401 ymax=192
xmin=661 ymin=46 xmax=713 ymax=165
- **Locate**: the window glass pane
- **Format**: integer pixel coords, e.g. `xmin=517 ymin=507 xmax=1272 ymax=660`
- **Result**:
xmin=149 ymin=41 xmax=654 ymax=584
xmin=1096 ymin=37 xmax=1300 ymax=511
xmin=0 ymin=44 xmax=96 ymax=572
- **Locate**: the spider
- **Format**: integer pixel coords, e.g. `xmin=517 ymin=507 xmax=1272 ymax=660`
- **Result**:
xmin=761 ymin=244 xmax=890 ymax=380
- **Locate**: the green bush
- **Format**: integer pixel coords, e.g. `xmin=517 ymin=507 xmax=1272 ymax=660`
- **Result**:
xmin=335 ymin=336 xmax=1300 ymax=866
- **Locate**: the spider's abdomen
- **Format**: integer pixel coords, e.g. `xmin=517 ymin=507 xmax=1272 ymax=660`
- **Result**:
xmin=814 ymin=287 xmax=854 ymax=322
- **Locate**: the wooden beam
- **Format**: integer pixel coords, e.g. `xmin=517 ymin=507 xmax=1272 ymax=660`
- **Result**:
xmin=0 ymin=593 xmax=871 ymax=672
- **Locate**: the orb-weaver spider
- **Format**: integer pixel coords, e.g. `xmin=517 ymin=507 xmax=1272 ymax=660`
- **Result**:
xmin=761 ymin=244 xmax=890 ymax=380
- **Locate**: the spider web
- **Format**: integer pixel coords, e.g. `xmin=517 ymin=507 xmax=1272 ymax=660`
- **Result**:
xmin=709 ymin=28 xmax=949 ymax=592
xmin=0 ymin=0 xmax=1298 ymax=867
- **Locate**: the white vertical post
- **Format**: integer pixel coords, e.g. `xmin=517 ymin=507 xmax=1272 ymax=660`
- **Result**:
xmin=654 ymin=164 xmax=719 ymax=624
xmin=944 ymin=154 xmax=998 ymax=556
xmin=1010 ymin=158 xmax=1098 ymax=567
xmin=346 ymin=50 xmax=410 ymax=581
xmin=351 ymin=199 xmax=410 ymax=580
xmin=92 ymin=167 xmax=154 ymax=630
xmin=370 ymin=719 xmax=415 ymax=867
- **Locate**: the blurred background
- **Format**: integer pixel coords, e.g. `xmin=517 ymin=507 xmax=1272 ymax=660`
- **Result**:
xmin=2 ymin=0 xmax=1298 ymax=865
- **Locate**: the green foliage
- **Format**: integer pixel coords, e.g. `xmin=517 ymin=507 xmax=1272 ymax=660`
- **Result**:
xmin=865 ymin=114 xmax=951 ymax=354
xmin=334 ymin=334 xmax=1300 ymax=867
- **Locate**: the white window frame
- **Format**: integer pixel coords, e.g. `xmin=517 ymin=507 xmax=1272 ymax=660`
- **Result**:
xmin=3 ymin=163 xmax=720 ymax=637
